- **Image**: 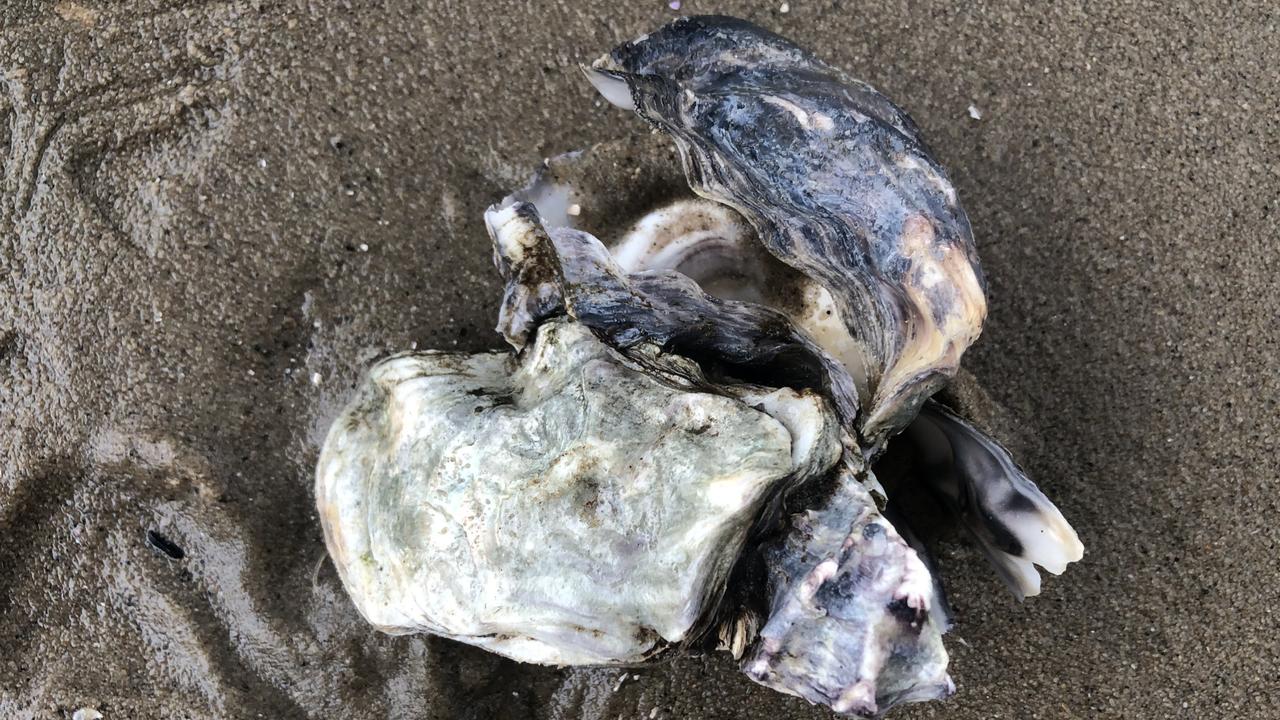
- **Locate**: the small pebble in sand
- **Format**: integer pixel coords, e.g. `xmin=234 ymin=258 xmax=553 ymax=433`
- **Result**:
xmin=668 ymin=0 xmax=681 ymax=10
xmin=613 ymin=672 xmax=628 ymax=691
xmin=359 ymin=243 xmax=369 ymax=252
xmin=779 ymin=2 xmax=790 ymax=13
xmin=649 ymin=708 xmax=659 ymax=719
xmin=310 ymin=372 xmax=323 ymax=386
xmin=72 ymin=707 xmax=103 ymax=720
xmin=967 ymin=103 xmax=983 ymax=120
xmin=567 ymin=203 xmax=582 ymax=216
xmin=247 ymin=369 xmax=256 ymax=376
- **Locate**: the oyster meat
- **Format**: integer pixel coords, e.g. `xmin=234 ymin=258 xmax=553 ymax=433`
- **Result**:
xmin=316 ymin=15 xmax=1083 ymax=718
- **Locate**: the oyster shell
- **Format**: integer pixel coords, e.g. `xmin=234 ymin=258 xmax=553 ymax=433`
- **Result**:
xmin=487 ymin=202 xmax=862 ymax=443
xmin=745 ymin=465 xmax=953 ymax=716
xmin=904 ymin=402 xmax=1084 ymax=599
xmin=316 ymin=15 xmax=1083 ymax=719
xmin=316 ymin=318 xmax=842 ymax=664
xmin=482 ymin=202 xmax=954 ymax=712
xmin=586 ymin=15 xmax=987 ymax=449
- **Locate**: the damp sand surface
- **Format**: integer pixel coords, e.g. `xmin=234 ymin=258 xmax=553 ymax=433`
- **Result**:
xmin=2 ymin=2 xmax=1278 ymax=718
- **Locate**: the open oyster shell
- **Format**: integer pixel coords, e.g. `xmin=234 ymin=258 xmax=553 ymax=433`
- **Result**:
xmin=317 ymin=15 xmax=1083 ymax=719
xmin=586 ymin=15 xmax=988 ymax=449
xmin=507 ymin=131 xmax=1081 ymax=603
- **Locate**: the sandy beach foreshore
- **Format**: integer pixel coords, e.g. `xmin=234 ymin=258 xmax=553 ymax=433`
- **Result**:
xmin=2 ymin=1 xmax=1277 ymax=718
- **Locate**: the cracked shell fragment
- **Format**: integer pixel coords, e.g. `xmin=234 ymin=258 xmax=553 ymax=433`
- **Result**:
xmin=746 ymin=468 xmax=954 ymax=716
xmin=315 ymin=319 xmax=842 ymax=665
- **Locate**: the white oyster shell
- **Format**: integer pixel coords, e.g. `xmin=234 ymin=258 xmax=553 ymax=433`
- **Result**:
xmin=316 ymin=319 xmax=841 ymax=665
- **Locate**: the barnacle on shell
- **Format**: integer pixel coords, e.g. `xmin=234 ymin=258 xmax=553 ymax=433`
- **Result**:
xmin=317 ymin=15 xmax=1083 ymax=718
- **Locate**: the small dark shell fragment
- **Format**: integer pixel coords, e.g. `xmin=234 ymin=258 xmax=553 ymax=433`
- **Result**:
xmin=146 ymin=529 xmax=185 ymax=560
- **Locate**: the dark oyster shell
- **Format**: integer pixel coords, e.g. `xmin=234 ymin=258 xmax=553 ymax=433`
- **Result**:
xmin=588 ymin=15 xmax=988 ymax=450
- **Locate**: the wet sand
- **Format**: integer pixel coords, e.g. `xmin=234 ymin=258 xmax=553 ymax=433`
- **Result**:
xmin=2 ymin=1 xmax=1277 ymax=718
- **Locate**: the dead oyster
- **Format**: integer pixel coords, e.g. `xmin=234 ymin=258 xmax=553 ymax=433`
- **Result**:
xmin=316 ymin=15 xmax=1082 ymax=718
xmin=316 ymin=317 xmax=842 ymax=664
xmin=585 ymin=15 xmax=987 ymax=450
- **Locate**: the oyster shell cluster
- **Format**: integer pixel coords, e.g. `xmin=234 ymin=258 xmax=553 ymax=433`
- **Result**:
xmin=316 ymin=15 xmax=1083 ymax=717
